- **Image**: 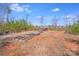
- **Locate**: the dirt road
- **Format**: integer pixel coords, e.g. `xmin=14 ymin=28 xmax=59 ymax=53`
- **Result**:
xmin=0 ymin=31 xmax=79 ymax=56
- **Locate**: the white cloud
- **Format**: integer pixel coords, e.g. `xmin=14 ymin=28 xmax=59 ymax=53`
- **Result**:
xmin=10 ymin=3 xmax=19 ymax=9
xmin=26 ymin=5 xmax=30 ymax=7
xmin=66 ymin=15 xmax=76 ymax=19
xmin=25 ymin=8 xmax=29 ymax=11
xmin=10 ymin=4 xmax=24 ymax=12
xmin=11 ymin=3 xmax=19 ymax=7
xmin=10 ymin=7 xmax=15 ymax=11
xmin=15 ymin=7 xmax=24 ymax=12
xmin=10 ymin=4 xmax=32 ymax=13
xmin=22 ymin=5 xmax=30 ymax=8
xmin=52 ymin=8 xmax=60 ymax=12
xmin=65 ymin=15 xmax=77 ymax=24
xmin=66 ymin=15 xmax=71 ymax=18
xmin=10 ymin=4 xmax=30 ymax=12
xmin=28 ymin=10 xmax=32 ymax=13
xmin=37 ymin=16 xmax=41 ymax=18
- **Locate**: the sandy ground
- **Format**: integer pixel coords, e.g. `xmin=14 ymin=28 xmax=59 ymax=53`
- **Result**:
xmin=0 ymin=30 xmax=79 ymax=56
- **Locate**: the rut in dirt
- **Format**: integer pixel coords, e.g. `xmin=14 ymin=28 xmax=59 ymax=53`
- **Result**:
xmin=0 ymin=31 xmax=78 ymax=56
xmin=24 ymin=31 xmax=66 ymax=56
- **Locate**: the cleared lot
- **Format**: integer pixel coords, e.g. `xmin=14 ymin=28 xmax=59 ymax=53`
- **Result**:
xmin=0 ymin=30 xmax=79 ymax=56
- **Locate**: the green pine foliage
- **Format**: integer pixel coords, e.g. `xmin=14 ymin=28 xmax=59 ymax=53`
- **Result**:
xmin=0 ymin=19 xmax=33 ymax=35
xmin=67 ymin=23 xmax=79 ymax=35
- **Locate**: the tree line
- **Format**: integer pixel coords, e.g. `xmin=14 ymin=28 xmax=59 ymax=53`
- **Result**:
xmin=0 ymin=4 xmax=79 ymax=35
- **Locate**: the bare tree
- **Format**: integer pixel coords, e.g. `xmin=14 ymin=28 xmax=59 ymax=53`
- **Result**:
xmin=64 ymin=16 xmax=70 ymax=32
xmin=0 ymin=16 xmax=4 ymax=24
xmin=4 ymin=5 xmax=11 ymax=22
xmin=65 ymin=15 xmax=72 ymax=27
xmin=76 ymin=15 xmax=79 ymax=23
xmin=52 ymin=16 xmax=58 ymax=29
xmin=38 ymin=16 xmax=44 ymax=28
xmin=72 ymin=16 xmax=76 ymax=25
xmin=25 ymin=14 xmax=29 ymax=23
xmin=0 ymin=4 xmax=12 ymax=23
xmin=64 ymin=15 xmax=74 ymax=32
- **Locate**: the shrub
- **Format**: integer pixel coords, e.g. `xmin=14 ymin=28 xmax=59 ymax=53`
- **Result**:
xmin=67 ymin=23 xmax=79 ymax=35
xmin=0 ymin=19 xmax=33 ymax=35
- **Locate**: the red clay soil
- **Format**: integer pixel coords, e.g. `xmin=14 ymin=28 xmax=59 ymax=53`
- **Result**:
xmin=0 ymin=30 xmax=79 ymax=56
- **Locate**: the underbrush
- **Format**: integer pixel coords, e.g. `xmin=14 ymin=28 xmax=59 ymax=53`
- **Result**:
xmin=0 ymin=19 xmax=33 ymax=35
xmin=67 ymin=23 xmax=79 ymax=35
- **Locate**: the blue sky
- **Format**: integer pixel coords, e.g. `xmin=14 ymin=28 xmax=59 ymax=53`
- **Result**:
xmin=0 ymin=3 xmax=79 ymax=26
